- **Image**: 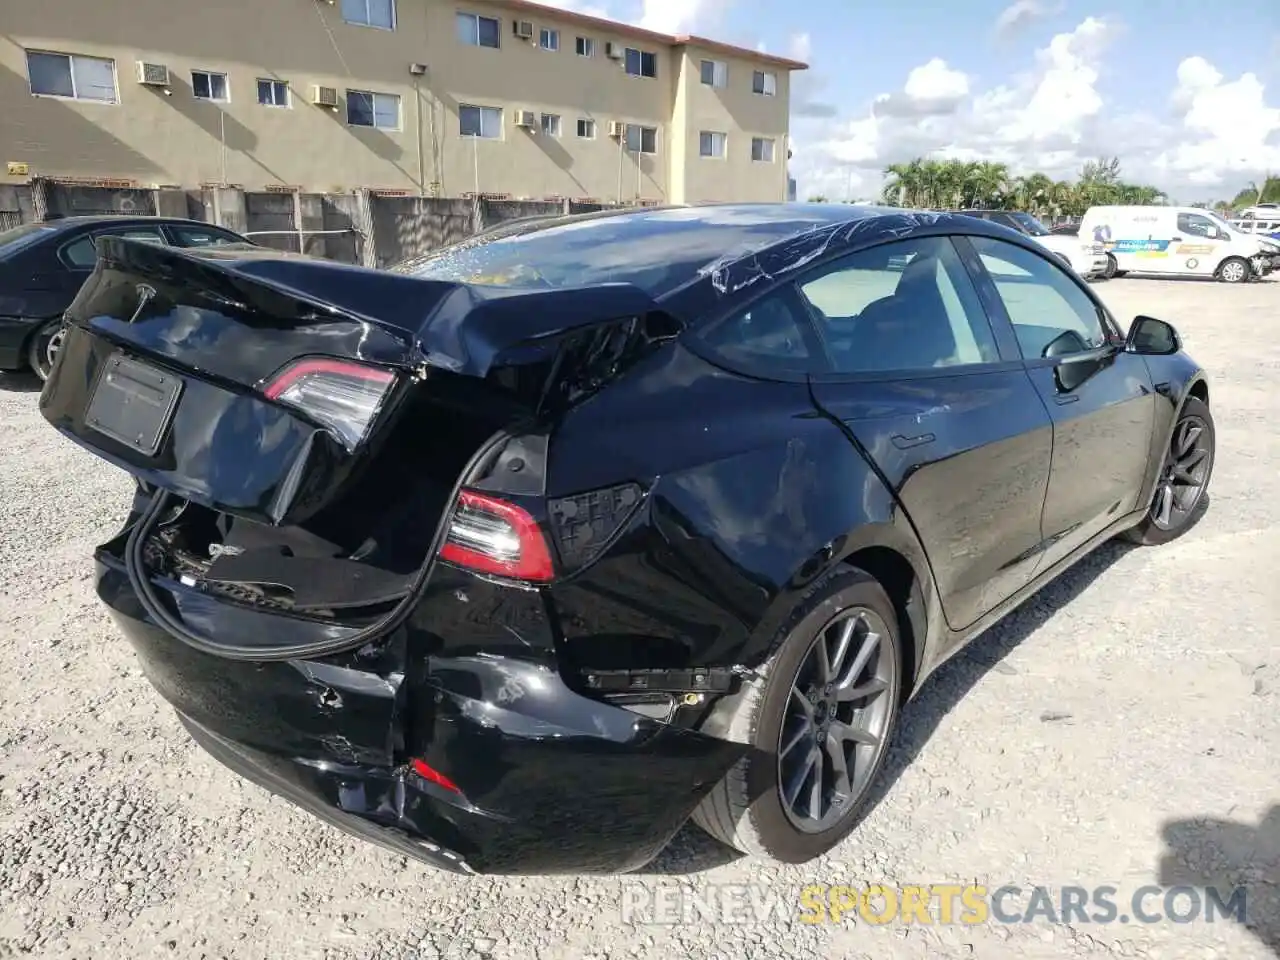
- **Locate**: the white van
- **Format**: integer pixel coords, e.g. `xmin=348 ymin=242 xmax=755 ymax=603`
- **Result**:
xmin=1079 ymin=205 xmax=1271 ymax=283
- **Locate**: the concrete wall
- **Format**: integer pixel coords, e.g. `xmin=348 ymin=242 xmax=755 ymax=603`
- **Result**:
xmin=0 ymin=0 xmax=797 ymax=203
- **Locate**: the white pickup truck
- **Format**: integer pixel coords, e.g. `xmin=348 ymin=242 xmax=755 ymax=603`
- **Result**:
xmin=958 ymin=209 xmax=1109 ymax=279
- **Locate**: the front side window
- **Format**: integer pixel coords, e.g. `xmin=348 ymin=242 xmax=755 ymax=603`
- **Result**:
xmin=699 ymin=131 xmax=726 ymax=158
xmin=27 ymin=50 xmax=117 ymax=102
xmin=625 ymin=47 xmax=657 ymax=78
xmin=797 ymin=236 xmax=1001 ymax=373
xmin=625 ymin=124 xmax=657 ymax=154
xmin=1176 ymin=212 xmax=1219 ymax=238
xmin=192 ymin=70 xmax=229 ymax=102
xmin=460 ymin=104 xmax=502 ymax=138
xmin=751 ymin=137 xmax=775 ymax=162
xmin=969 ymin=235 xmax=1108 ymax=359
xmin=752 ymin=70 xmax=777 ymax=96
xmin=169 ymin=225 xmax=243 ymax=247
xmin=341 ymin=0 xmax=395 ymax=29
xmin=347 ymin=90 xmax=400 ymax=129
xmin=457 ymin=12 xmax=500 ymax=47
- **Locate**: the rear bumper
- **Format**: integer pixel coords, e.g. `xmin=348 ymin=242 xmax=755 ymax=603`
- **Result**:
xmin=0 ymin=315 xmax=39 ymax=370
xmin=96 ymin=556 xmax=744 ymax=875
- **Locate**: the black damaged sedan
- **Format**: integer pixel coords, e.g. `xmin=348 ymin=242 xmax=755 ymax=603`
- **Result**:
xmin=40 ymin=204 xmax=1214 ymax=874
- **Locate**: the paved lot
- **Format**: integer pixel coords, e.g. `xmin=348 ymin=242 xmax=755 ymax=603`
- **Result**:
xmin=1 ymin=276 xmax=1278 ymax=959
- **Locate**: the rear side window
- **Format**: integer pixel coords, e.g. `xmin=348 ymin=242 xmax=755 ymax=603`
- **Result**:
xmin=697 ymin=286 xmax=817 ymax=374
xmin=796 ymin=236 xmax=1001 ymax=373
xmin=61 ymin=227 xmax=167 ymax=268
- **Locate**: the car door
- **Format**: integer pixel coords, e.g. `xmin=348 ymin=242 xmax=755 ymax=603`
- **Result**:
xmin=799 ymin=234 xmax=1055 ymax=632
xmin=1172 ymin=211 xmax=1227 ymax=276
xmin=960 ymin=234 xmax=1155 ymax=571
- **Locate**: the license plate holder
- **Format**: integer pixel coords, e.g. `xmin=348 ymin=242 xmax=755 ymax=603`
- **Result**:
xmin=85 ymin=354 xmax=183 ymax=456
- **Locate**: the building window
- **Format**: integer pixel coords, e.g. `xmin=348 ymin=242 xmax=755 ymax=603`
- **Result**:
xmin=700 ymin=59 xmax=727 ymax=88
xmin=539 ymin=28 xmax=559 ymax=51
xmin=457 ymin=12 xmax=501 ymax=48
xmin=576 ymin=36 xmax=595 ymax=57
xmin=699 ymin=131 xmax=727 ymax=158
xmin=752 ymin=70 xmax=777 ymax=96
xmin=347 ymin=90 xmax=400 ymax=129
xmin=624 ymin=48 xmax=657 ymax=78
xmin=341 ymin=0 xmax=395 ymax=29
xmin=192 ymin=70 xmax=229 ymax=102
xmin=459 ymin=104 xmax=502 ymax=138
xmin=257 ymin=78 xmax=290 ymax=107
xmin=625 ymin=123 xmax=657 ymax=154
xmin=577 ymin=118 xmax=596 ymax=139
xmin=540 ymin=113 xmax=561 ymax=136
xmin=751 ymin=137 xmax=776 ymax=162
xmin=26 ymin=50 xmax=117 ymax=102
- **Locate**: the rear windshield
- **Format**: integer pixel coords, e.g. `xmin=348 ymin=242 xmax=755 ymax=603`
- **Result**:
xmin=1008 ymin=212 xmax=1050 ymax=236
xmin=390 ymin=206 xmax=847 ymax=298
xmin=0 ymin=222 xmax=56 ymax=260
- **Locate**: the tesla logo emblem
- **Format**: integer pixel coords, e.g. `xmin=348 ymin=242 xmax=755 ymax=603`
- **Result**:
xmin=128 ymin=284 xmax=157 ymax=324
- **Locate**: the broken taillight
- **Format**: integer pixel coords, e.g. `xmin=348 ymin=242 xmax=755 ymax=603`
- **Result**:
xmin=262 ymin=357 xmax=397 ymax=451
xmin=438 ymin=489 xmax=555 ymax=582
xmin=410 ymin=758 xmax=460 ymax=793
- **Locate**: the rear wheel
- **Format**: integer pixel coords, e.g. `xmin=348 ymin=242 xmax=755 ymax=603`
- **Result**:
xmin=1103 ymin=254 xmax=1119 ymax=279
xmin=1217 ymin=257 xmax=1250 ymax=284
xmin=691 ymin=568 xmax=902 ymax=862
xmin=1123 ymin=396 xmax=1214 ymax=546
xmin=28 ymin=318 xmax=66 ymax=382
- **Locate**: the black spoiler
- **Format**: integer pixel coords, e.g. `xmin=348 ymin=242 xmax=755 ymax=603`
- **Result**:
xmin=91 ymin=236 xmax=666 ymax=379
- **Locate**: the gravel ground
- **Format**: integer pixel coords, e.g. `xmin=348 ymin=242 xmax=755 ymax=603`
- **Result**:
xmin=1 ymin=276 xmax=1278 ymax=960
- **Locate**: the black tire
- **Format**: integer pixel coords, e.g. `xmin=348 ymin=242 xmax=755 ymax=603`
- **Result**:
xmin=27 ymin=318 xmax=65 ymax=382
xmin=1123 ymin=396 xmax=1214 ymax=546
xmin=1217 ymin=257 xmax=1250 ymax=284
xmin=691 ymin=568 xmax=903 ymax=863
xmin=1113 ymin=270 xmax=1128 ymax=278
xmin=1103 ymin=254 xmax=1119 ymax=279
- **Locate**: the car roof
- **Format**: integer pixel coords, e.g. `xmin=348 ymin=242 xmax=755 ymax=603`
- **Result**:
xmin=398 ymin=202 xmax=1011 ymax=299
xmin=38 ymin=215 xmax=236 ymax=233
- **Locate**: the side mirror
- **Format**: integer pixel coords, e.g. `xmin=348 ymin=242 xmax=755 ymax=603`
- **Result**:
xmin=1126 ymin=316 xmax=1180 ymax=356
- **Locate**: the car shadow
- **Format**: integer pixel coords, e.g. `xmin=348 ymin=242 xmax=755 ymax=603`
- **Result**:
xmin=642 ymin=537 xmax=1137 ymax=875
xmin=1157 ymin=805 xmax=1279 ymax=957
xmin=0 ymin=370 xmax=42 ymax=393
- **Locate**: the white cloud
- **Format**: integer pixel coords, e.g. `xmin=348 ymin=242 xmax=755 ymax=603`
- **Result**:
xmin=636 ymin=0 xmax=726 ymax=34
xmin=994 ymin=0 xmax=1062 ymax=38
xmin=793 ymin=16 xmax=1280 ymax=202
xmin=1152 ymin=57 xmax=1280 ymax=185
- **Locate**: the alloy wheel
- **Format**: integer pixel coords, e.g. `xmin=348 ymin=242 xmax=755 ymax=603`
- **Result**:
xmin=1151 ymin=414 xmax=1212 ymax=530
xmin=777 ymin=607 xmax=896 ymax=834
xmin=1220 ymin=260 xmax=1247 ymax=283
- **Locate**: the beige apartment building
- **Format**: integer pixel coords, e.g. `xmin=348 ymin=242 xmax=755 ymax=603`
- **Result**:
xmin=0 ymin=0 xmax=805 ymax=204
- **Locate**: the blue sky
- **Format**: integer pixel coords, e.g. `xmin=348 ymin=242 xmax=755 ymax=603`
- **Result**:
xmin=544 ymin=0 xmax=1280 ymax=202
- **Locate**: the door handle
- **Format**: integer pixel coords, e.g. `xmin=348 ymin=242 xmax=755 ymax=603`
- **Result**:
xmin=891 ymin=432 xmax=935 ymax=449
xmin=1054 ymin=394 xmax=1080 ymax=405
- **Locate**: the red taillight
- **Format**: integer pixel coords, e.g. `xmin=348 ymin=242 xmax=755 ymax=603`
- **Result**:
xmin=438 ymin=489 xmax=555 ymax=582
xmin=262 ymin=357 xmax=397 ymax=451
xmin=410 ymin=758 xmax=460 ymax=793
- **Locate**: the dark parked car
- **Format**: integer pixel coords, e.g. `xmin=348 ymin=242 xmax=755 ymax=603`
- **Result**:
xmin=41 ymin=204 xmax=1213 ymax=874
xmin=0 ymin=216 xmax=252 ymax=381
